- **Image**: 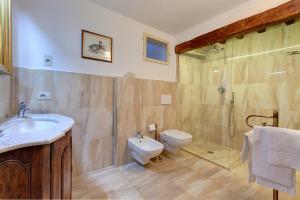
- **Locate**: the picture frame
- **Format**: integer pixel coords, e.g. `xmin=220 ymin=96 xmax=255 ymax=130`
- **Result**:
xmin=81 ymin=30 xmax=113 ymax=63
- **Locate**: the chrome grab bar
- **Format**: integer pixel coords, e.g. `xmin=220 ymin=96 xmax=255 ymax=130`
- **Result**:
xmin=245 ymin=110 xmax=278 ymax=128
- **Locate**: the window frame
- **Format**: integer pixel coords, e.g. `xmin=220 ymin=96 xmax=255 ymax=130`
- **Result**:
xmin=143 ymin=33 xmax=170 ymax=66
xmin=0 ymin=0 xmax=12 ymax=74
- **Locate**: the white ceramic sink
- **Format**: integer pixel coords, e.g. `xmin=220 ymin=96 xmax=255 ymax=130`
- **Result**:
xmin=0 ymin=114 xmax=74 ymax=154
xmin=2 ymin=118 xmax=59 ymax=134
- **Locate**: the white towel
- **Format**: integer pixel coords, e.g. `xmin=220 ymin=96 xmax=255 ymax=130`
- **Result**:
xmin=267 ymin=126 xmax=300 ymax=170
xmin=241 ymin=130 xmax=254 ymax=162
xmin=240 ymin=130 xmax=255 ymax=182
xmin=252 ymin=126 xmax=296 ymax=195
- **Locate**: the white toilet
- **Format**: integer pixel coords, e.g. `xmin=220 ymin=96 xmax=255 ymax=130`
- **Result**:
xmin=160 ymin=129 xmax=192 ymax=153
xmin=128 ymin=136 xmax=164 ymax=165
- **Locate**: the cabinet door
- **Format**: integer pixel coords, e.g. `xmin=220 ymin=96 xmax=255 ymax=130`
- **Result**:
xmin=0 ymin=160 xmax=30 ymax=199
xmin=51 ymin=131 xmax=72 ymax=199
xmin=0 ymin=145 xmax=51 ymax=199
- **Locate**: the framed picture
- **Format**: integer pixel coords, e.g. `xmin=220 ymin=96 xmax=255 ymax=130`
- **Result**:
xmin=81 ymin=30 xmax=113 ymax=63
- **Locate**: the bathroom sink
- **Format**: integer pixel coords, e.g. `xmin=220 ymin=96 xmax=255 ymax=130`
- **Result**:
xmin=1 ymin=118 xmax=59 ymax=134
xmin=0 ymin=114 xmax=74 ymax=154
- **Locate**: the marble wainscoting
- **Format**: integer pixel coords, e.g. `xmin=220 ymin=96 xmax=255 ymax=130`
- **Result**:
xmin=0 ymin=74 xmax=12 ymax=122
xmin=115 ymin=76 xmax=178 ymax=166
xmin=13 ymin=67 xmax=114 ymax=176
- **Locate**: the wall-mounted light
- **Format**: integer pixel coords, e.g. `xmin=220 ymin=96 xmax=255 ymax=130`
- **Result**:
xmin=268 ymin=71 xmax=287 ymax=76
xmin=228 ymin=44 xmax=300 ymax=61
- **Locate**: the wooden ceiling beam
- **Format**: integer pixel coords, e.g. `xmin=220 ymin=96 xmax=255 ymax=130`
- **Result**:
xmin=175 ymin=0 xmax=300 ymax=54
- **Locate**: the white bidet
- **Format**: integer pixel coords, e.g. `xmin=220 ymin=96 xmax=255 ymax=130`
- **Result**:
xmin=128 ymin=136 xmax=164 ymax=165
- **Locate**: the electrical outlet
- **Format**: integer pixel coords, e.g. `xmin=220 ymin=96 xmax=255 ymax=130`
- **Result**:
xmin=43 ymin=55 xmax=53 ymax=66
xmin=37 ymin=92 xmax=51 ymax=100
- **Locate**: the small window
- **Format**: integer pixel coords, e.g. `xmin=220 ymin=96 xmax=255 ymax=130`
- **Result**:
xmin=144 ymin=33 xmax=170 ymax=65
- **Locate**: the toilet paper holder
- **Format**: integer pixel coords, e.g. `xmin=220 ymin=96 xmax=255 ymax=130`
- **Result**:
xmin=148 ymin=123 xmax=159 ymax=140
xmin=148 ymin=123 xmax=163 ymax=163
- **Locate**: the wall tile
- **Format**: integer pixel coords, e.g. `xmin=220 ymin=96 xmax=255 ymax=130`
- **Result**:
xmin=115 ymin=77 xmax=179 ymax=166
xmin=116 ymin=77 xmax=142 ymax=107
xmin=116 ymin=105 xmax=142 ymax=166
xmin=14 ymin=68 xmax=114 ymax=176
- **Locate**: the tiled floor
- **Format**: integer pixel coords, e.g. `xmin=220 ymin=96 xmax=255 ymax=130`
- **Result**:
xmin=182 ymin=139 xmax=241 ymax=169
xmin=72 ymin=151 xmax=300 ymax=200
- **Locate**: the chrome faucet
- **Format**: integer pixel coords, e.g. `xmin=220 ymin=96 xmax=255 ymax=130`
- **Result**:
xmin=18 ymin=102 xmax=30 ymax=118
xmin=137 ymin=131 xmax=144 ymax=140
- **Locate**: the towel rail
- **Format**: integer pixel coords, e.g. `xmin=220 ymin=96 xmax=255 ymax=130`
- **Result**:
xmin=245 ymin=110 xmax=279 ymax=200
xmin=245 ymin=110 xmax=278 ymax=128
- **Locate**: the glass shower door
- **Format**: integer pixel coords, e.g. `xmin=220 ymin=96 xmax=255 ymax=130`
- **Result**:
xmin=179 ymin=41 xmax=234 ymax=169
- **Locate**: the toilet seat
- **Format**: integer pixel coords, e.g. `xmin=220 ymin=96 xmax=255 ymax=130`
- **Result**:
xmin=161 ymin=129 xmax=192 ymax=141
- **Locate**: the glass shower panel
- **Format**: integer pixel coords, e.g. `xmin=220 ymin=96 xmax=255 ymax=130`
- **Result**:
xmin=228 ymin=23 xmax=286 ymax=169
xmin=179 ymin=17 xmax=300 ymax=170
xmin=280 ymin=18 xmax=300 ymax=131
xmin=180 ymin=41 xmax=234 ymax=169
xmin=228 ymin=21 xmax=300 ymax=169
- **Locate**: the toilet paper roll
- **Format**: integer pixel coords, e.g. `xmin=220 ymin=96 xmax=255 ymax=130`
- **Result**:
xmin=148 ymin=124 xmax=156 ymax=131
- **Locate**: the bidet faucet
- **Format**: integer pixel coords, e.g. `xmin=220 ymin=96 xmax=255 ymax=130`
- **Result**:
xmin=18 ymin=102 xmax=30 ymax=118
xmin=137 ymin=131 xmax=144 ymax=140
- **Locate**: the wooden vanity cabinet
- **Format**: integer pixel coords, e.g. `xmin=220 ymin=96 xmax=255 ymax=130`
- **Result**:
xmin=0 ymin=131 xmax=72 ymax=199
xmin=51 ymin=131 xmax=72 ymax=199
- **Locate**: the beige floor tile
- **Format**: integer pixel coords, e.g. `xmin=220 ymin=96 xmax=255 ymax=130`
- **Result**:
xmin=86 ymin=187 xmax=110 ymax=199
xmin=182 ymin=179 xmax=224 ymax=198
xmin=138 ymin=181 xmax=187 ymax=200
xmin=203 ymin=188 xmax=246 ymax=200
xmin=108 ymin=187 xmax=144 ymax=200
xmin=83 ymin=168 xmax=131 ymax=193
xmin=72 ymin=150 xmax=300 ymax=200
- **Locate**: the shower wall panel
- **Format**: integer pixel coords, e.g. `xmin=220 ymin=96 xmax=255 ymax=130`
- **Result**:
xmin=178 ymin=18 xmax=300 ymax=152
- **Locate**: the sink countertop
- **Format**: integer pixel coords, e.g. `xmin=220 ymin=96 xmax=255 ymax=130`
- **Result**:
xmin=0 ymin=114 xmax=75 ymax=154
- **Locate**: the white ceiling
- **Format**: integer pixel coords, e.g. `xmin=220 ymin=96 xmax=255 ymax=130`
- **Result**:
xmin=90 ymin=0 xmax=250 ymax=35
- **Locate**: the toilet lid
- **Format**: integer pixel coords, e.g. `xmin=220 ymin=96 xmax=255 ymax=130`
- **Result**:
xmin=162 ymin=129 xmax=192 ymax=140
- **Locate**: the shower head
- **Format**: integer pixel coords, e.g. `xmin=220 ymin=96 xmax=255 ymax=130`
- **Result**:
xmin=287 ymin=50 xmax=300 ymax=55
xmin=184 ymin=43 xmax=225 ymax=61
xmin=205 ymin=43 xmax=225 ymax=54
xmin=184 ymin=52 xmax=207 ymax=60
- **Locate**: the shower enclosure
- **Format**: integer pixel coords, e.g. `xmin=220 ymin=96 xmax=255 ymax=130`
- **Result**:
xmin=178 ymin=18 xmax=300 ymax=169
